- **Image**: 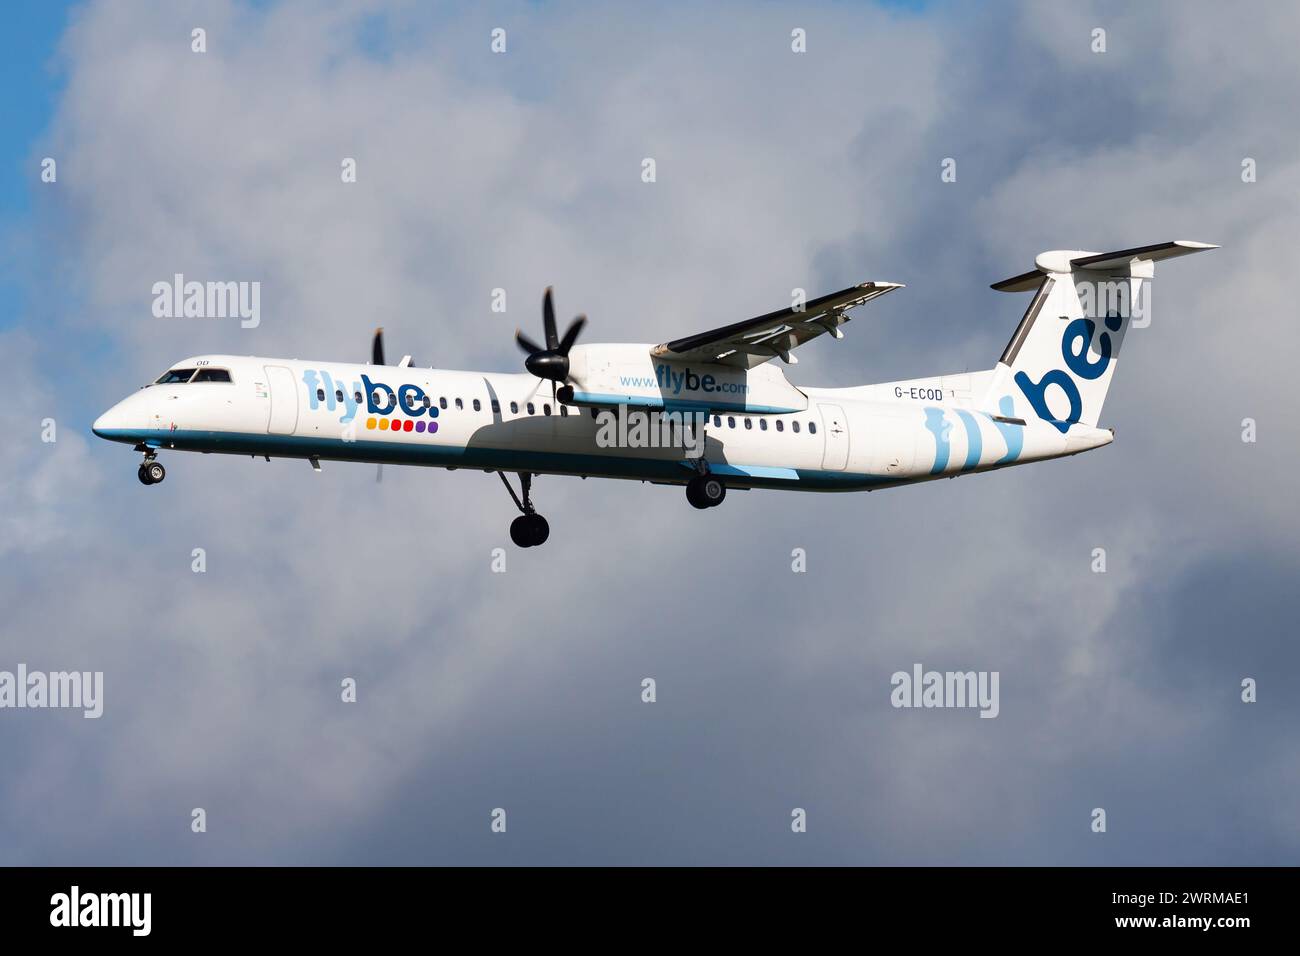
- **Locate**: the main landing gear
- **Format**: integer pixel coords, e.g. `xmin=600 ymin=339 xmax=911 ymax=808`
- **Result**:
xmin=137 ymin=449 xmax=166 ymax=486
xmin=499 ymin=471 xmax=549 ymax=548
xmin=686 ymin=473 xmax=725 ymax=510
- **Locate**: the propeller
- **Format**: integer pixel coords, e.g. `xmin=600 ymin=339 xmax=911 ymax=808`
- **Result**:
xmin=516 ymin=288 xmax=586 ymax=401
xmin=372 ymin=327 xmax=413 ymax=369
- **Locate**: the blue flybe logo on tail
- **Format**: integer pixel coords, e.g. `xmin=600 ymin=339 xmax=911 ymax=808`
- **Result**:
xmin=1015 ymin=314 xmax=1121 ymax=433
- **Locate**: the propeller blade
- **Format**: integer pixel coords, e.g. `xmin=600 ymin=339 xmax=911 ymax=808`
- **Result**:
xmin=542 ymin=287 xmax=559 ymax=351
xmin=558 ymin=315 xmax=586 ymax=355
xmin=515 ymin=329 xmax=544 ymax=356
xmin=518 ymin=288 xmax=587 ymax=386
xmin=372 ymin=327 xmax=385 ymax=366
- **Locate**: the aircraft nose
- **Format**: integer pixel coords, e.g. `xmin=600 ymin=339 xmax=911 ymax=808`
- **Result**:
xmin=92 ymin=407 xmax=118 ymax=439
xmin=92 ymin=398 xmax=135 ymax=440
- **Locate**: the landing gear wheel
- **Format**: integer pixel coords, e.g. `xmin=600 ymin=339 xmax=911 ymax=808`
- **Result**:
xmin=510 ymin=513 xmax=550 ymax=548
xmin=500 ymin=472 xmax=550 ymax=547
xmin=138 ymin=461 xmax=165 ymax=485
xmin=687 ymin=474 xmax=725 ymax=509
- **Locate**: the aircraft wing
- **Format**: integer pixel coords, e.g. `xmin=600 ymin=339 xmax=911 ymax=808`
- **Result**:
xmin=651 ymin=281 xmax=903 ymax=369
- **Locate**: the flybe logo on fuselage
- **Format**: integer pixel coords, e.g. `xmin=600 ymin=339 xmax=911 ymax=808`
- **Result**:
xmin=301 ymin=369 xmax=440 ymax=428
xmin=1014 ymin=314 xmax=1120 ymax=433
xmin=638 ymin=364 xmax=749 ymax=396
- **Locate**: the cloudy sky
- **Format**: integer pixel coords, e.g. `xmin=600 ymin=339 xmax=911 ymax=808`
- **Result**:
xmin=1 ymin=0 xmax=1297 ymax=864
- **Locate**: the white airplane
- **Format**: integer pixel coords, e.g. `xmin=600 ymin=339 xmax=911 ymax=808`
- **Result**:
xmin=94 ymin=240 xmax=1215 ymax=547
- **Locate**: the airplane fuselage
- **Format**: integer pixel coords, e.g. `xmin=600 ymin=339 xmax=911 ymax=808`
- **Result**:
xmin=92 ymin=352 xmax=1113 ymax=492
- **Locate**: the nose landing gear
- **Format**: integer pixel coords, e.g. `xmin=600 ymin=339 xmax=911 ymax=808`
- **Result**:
xmin=137 ymin=451 xmax=166 ymax=486
xmin=499 ymin=471 xmax=550 ymax=547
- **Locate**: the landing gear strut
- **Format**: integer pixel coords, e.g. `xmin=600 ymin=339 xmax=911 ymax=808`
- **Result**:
xmin=137 ymin=449 xmax=165 ymax=486
xmin=499 ymin=471 xmax=549 ymax=547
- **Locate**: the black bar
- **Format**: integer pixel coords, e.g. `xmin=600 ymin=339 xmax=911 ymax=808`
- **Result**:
xmin=0 ymin=866 xmax=1285 ymax=941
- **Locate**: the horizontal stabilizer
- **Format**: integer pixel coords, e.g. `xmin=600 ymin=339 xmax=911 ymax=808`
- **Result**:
xmin=1070 ymin=240 xmax=1218 ymax=272
xmin=992 ymin=240 xmax=1218 ymax=291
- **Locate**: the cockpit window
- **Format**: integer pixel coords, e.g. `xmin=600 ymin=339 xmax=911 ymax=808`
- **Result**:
xmin=192 ymin=368 xmax=232 ymax=383
xmin=154 ymin=368 xmax=198 ymax=384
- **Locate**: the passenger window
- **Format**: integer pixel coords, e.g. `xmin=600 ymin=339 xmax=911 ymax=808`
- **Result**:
xmin=423 ymin=396 xmax=431 ymax=409
xmin=543 ymin=404 xmax=551 ymax=416
xmin=560 ymin=405 xmax=568 ymax=417
xmin=335 ymin=388 xmax=344 ymax=402
xmin=455 ymin=398 xmax=464 ymax=410
xmin=316 ymin=388 xmax=326 ymax=401
xmin=713 ymin=415 xmax=721 ymax=428
xmin=792 ymin=421 xmax=801 ymax=433
xmin=759 ymin=419 xmax=768 ymax=431
xmin=776 ymin=420 xmax=784 ymax=432
xmin=354 ymin=391 xmax=362 ymax=403
xmin=526 ymin=403 xmax=535 ymax=415
xmin=473 ymin=399 xmax=481 ymax=411
xmin=491 ymin=399 xmax=501 ymax=413
xmin=744 ymin=418 xmax=752 ymax=430
xmin=727 ymin=417 xmax=735 ymax=428
xmin=191 ymin=368 xmax=232 ymax=383
xmin=809 ymin=422 xmax=818 ymax=434
xmin=439 ymin=397 xmax=448 ymax=409
xmin=372 ymin=390 xmax=387 ymax=408
xmin=510 ymin=401 xmax=519 ymax=414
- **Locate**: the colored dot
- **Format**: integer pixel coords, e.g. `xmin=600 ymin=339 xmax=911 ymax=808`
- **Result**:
xmin=378 ymin=419 xmax=389 ymax=430
xmin=428 ymin=422 xmax=438 ymax=434
xmin=415 ymin=421 xmax=425 ymax=432
xmin=403 ymin=419 xmax=414 ymax=432
xmin=366 ymin=417 xmax=376 ymax=430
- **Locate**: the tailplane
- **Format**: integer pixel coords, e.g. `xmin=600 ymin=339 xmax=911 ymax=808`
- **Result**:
xmin=981 ymin=241 xmax=1217 ymax=432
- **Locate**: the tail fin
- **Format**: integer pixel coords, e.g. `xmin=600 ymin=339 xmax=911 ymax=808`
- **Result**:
xmin=981 ymin=241 xmax=1217 ymax=432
